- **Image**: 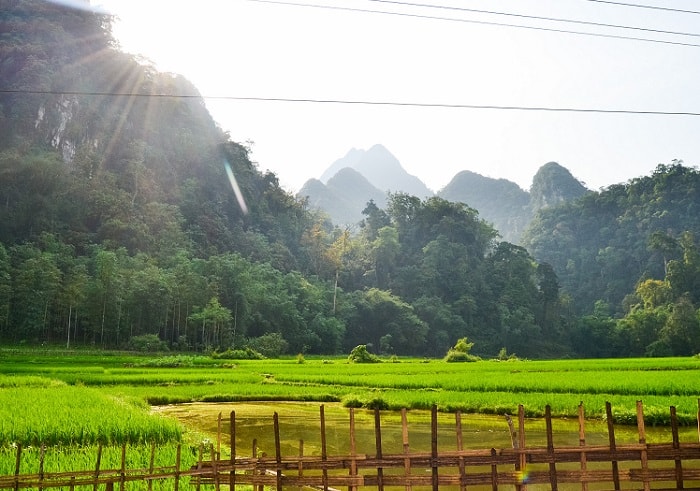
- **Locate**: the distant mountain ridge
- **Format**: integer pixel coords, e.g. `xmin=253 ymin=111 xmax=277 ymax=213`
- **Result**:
xmin=299 ymin=146 xmax=589 ymax=242
xmin=320 ymin=144 xmax=433 ymax=197
xmin=440 ymin=162 xmax=589 ymax=242
xmin=300 ymin=168 xmax=386 ymax=226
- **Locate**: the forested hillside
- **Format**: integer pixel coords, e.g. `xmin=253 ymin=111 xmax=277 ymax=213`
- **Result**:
xmin=1 ymin=1 xmax=698 ymax=359
xmin=524 ymin=162 xmax=700 ymax=357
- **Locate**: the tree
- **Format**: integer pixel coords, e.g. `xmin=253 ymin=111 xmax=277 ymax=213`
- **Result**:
xmin=12 ymin=251 xmax=62 ymax=342
xmin=188 ymin=297 xmax=232 ymax=351
xmin=344 ymin=288 xmax=428 ymax=356
xmin=372 ymin=226 xmax=400 ymax=290
xmin=660 ymin=296 xmax=700 ymax=355
xmin=444 ymin=337 xmax=478 ymax=362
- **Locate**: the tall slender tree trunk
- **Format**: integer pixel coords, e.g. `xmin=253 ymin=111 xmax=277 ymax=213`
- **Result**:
xmin=100 ymin=298 xmax=106 ymax=348
xmin=66 ymin=304 xmax=72 ymax=349
xmin=333 ymin=269 xmax=339 ymax=315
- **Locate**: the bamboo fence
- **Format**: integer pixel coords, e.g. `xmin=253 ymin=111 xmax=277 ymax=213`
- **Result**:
xmin=2 ymin=400 xmax=700 ymax=490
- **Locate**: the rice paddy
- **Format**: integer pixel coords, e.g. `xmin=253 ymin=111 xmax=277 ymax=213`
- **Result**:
xmin=1 ymin=349 xmax=699 ymax=481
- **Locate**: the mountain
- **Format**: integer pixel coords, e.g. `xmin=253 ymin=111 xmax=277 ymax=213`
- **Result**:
xmin=320 ymin=144 xmax=433 ymax=198
xmin=438 ymin=171 xmax=531 ymax=243
xmin=438 ymin=162 xmax=588 ymax=243
xmin=300 ymin=144 xmax=433 ymax=226
xmin=530 ymin=162 xmax=589 ymax=211
xmin=299 ymin=168 xmax=386 ymax=226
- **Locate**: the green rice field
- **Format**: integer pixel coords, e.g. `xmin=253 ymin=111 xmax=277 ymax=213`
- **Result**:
xmin=1 ymin=349 xmax=699 ymax=483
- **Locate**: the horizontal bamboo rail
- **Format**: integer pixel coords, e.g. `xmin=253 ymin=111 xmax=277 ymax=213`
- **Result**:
xmin=2 ymin=400 xmax=700 ymax=490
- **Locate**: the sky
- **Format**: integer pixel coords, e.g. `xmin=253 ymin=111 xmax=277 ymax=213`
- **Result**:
xmin=95 ymin=0 xmax=700 ymax=194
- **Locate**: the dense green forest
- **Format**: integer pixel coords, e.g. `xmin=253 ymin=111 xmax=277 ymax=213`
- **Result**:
xmin=0 ymin=1 xmax=698 ymax=359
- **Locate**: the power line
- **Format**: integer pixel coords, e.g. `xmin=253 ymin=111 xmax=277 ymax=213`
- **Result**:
xmin=366 ymin=0 xmax=700 ymax=38
xmin=2 ymin=88 xmax=699 ymax=117
xmin=583 ymin=0 xmax=700 ymax=16
xmin=242 ymin=0 xmax=700 ymax=48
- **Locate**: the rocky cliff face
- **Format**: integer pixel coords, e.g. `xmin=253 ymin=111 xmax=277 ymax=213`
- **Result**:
xmin=529 ymin=162 xmax=589 ymax=212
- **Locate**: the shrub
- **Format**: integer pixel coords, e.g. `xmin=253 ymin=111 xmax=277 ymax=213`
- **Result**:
xmin=132 ymin=355 xmax=198 ymax=367
xmin=246 ymin=332 xmax=288 ymax=358
xmin=348 ymin=345 xmax=381 ymax=363
xmin=211 ymin=347 xmax=264 ymax=360
xmin=127 ymin=334 xmax=169 ymax=352
xmin=444 ymin=337 xmax=480 ymax=362
xmin=496 ymin=347 xmax=519 ymax=361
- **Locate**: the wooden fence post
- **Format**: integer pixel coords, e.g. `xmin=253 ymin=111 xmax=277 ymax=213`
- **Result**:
xmin=13 ymin=443 xmax=21 ymax=491
xmin=696 ymin=398 xmax=700 ymax=443
xmin=517 ymin=405 xmax=526 ymax=491
xmin=349 ymin=408 xmax=358 ymax=491
xmin=119 ymin=443 xmax=126 ymax=491
xmin=605 ymin=402 xmax=620 ymax=491
xmin=636 ymin=401 xmax=650 ymax=491
xmin=455 ymin=411 xmax=466 ymax=491
xmin=490 ymin=447 xmax=498 ymax=491
xmin=38 ymin=444 xmax=45 ymax=491
xmin=230 ymin=410 xmax=236 ymax=491
xmin=93 ymin=444 xmax=102 ymax=491
xmin=298 ymin=439 xmax=304 ymax=491
xmin=274 ymin=412 xmax=282 ymax=490
xmin=545 ymin=405 xmax=558 ymax=491
xmin=196 ymin=443 xmax=203 ymax=491
xmin=670 ymin=406 xmax=684 ymax=490
xmin=320 ymin=405 xmax=328 ymax=491
xmin=431 ymin=405 xmax=438 ymax=491
xmin=401 ymin=408 xmax=412 ymax=491
xmin=217 ymin=412 xmax=222 ymax=460
xmin=578 ymin=402 xmax=588 ymax=491
xmin=374 ymin=408 xmax=384 ymax=491
xmin=148 ymin=442 xmax=155 ymax=491
xmin=212 ymin=438 xmax=220 ymax=491
xmin=174 ymin=443 xmax=181 ymax=491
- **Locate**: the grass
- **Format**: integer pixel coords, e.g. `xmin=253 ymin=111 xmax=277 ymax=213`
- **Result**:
xmin=1 ymin=350 xmax=699 ymax=447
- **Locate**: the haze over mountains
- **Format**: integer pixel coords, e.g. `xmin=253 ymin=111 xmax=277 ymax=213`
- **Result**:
xmin=299 ymin=145 xmax=589 ymax=242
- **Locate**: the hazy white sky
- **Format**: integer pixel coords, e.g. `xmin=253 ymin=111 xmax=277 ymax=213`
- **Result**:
xmin=98 ymin=0 xmax=700 ymax=193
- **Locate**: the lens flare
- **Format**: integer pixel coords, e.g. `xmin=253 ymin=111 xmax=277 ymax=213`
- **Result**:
xmin=224 ymin=160 xmax=248 ymax=215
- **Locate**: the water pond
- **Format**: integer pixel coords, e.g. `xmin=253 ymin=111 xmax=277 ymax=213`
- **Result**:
xmin=157 ymin=401 xmax=700 ymax=458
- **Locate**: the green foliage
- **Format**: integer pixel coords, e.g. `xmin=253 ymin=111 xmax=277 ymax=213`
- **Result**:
xmin=496 ymin=347 xmax=519 ymax=361
xmin=348 ymin=345 xmax=381 ymax=363
xmin=128 ymin=334 xmax=169 ymax=353
xmin=211 ymin=347 xmax=264 ymax=360
xmin=444 ymin=337 xmax=480 ymax=362
xmin=246 ymin=332 xmax=288 ymax=358
xmin=131 ymin=355 xmax=201 ymax=368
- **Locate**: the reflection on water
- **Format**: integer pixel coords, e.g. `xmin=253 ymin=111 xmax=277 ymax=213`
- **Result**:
xmin=158 ymin=401 xmax=699 ymax=457
xmin=158 ymin=402 xmax=700 ymax=491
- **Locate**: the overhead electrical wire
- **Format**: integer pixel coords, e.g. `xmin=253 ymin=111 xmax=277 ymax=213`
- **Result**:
xmin=242 ymin=0 xmax=700 ymax=48
xmin=582 ymin=0 xmax=700 ymax=16
xmin=2 ymin=89 xmax=699 ymax=117
xmin=5 ymin=2 xmax=698 ymax=117
xmin=365 ymin=0 xmax=700 ymax=38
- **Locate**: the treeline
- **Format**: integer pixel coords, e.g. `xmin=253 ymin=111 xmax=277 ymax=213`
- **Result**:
xmin=0 ymin=192 xmax=563 ymax=358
